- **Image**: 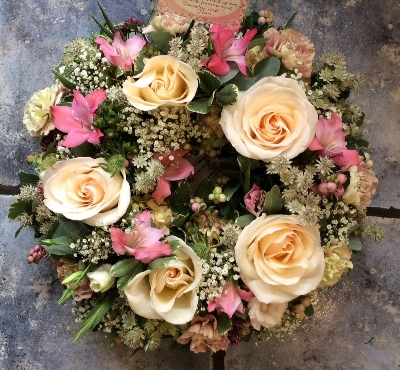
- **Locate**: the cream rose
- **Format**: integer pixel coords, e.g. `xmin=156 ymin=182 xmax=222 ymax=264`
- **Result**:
xmin=42 ymin=157 xmax=131 ymax=226
xmin=23 ymin=82 xmax=63 ymax=136
xmin=122 ymin=55 xmax=198 ymax=111
xmin=248 ymin=297 xmax=287 ymax=330
xmin=87 ymin=264 xmax=116 ymax=293
xmin=235 ymin=214 xmax=324 ymax=303
xmin=220 ymin=76 xmax=318 ymax=161
xmin=125 ymin=236 xmax=202 ymax=325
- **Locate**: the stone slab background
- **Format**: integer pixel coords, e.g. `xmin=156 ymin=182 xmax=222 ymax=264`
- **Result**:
xmin=1 ymin=0 xmax=399 ymax=369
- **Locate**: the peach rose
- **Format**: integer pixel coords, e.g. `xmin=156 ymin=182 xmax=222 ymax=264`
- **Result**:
xmin=248 ymin=297 xmax=287 ymax=330
xmin=125 ymin=236 xmax=202 ymax=325
xmin=42 ymin=157 xmax=130 ymax=226
xmin=235 ymin=214 xmax=324 ymax=303
xmin=122 ymin=55 xmax=198 ymax=111
xmin=220 ymin=76 xmax=318 ymax=162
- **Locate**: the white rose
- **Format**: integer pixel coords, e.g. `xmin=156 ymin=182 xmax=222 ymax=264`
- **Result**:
xmin=235 ymin=214 xmax=324 ymax=303
xmin=42 ymin=157 xmax=131 ymax=226
xmin=122 ymin=55 xmax=198 ymax=111
xmin=23 ymin=83 xmax=63 ymax=136
xmin=125 ymin=236 xmax=202 ymax=325
xmin=87 ymin=264 xmax=116 ymax=293
xmin=220 ymin=76 xmax=318 ymax=161
xmin=248 ymin=297 xmax=287 ymax=330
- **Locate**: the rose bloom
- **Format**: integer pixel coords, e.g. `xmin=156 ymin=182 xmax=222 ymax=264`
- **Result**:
xmin=177 ymin=315 xmax=229 ymax=353
xmin=142 ymin=12 xmax=191 ymax=36
xmin=220 ymin=76 xmax=318 ymax=162
xmin=342 ymin=163 xmax=378 ymax=209
xmin=123 ymin=55 xmax=198 ymax=111
xmin=42 ymin=157 xmax=130 ymax=226
xmin=23 ymin=83 xmax=63 ymax=136
xmin=248 ymin=297 xmax=287 ymax=330
xmin=125 ymin=236 xmax=202 ymax=325
xmin=87 ymin=264 xmax=116 ymax=293
xmin=263 ymin=28 xmax=315 ymax=77
xmin=235 ymin=214 xmax=324 ymax=303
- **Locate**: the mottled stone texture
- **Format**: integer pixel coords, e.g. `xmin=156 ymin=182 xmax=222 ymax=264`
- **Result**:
xmin=1 ymin=0 xmax=399 ymax=369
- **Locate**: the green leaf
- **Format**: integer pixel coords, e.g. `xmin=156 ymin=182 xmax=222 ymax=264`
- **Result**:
xmin=195 ymin=180 xmax=215 ymax=206
xmin=43 ymin=243 xmax=73 ymax=255
xmin=52 ymin=69 xmax=76 ymax=90
xmin=149 ymin=255 xmax=178 ymax=270
xmin=8 ymin=200 xmax=32 ymax=220
xmin=166 ymin=239 xmax=182 ymax=251
xmin=217 ymin=312 xmax=232 ymax=334
xmin=281 ymin=11 xmax=298 ymax=30
xmin=215 ymin=84 xmax=239 ymax=106
xmin=90 ymin=13 xmax=114 ymax=39
xmin=348 ymin=223 xmax=361 ymax=235
xmin=348 ymin=234 xmax=363 ymax=252
xmin=224 ymin=182 xmax=239 ymax=201
xmin=111 ymin=258 xmax=142 ymax=277
xmin=74 ymin=294 xmax=114 ymax=341
xmin=262 ymin=185 xmax=283 ymax=214
xmin=135 ymin=54 xmax=145 ymax=73
xmin=187 ymin=97 xmax=212 ymax=114
xmin=240 ymin=14 xmax=253 ymax=34
xmin=52 ymin=217 xmax=92 ymax=242
xmin=218 ymin=62 xmax=240 ymax=84
xmin=219 ymin=202 xmax=231 ymax=217
xmin=229 ymin=69 xmax=255 ymax=91
xmin=198 ymin=70 xmax=221 ymax=94
xmin=70 ymin=141 xmax=95 ymax=157
xmin=151 ymin=31 xmax=173 ymax=53
xmin=304 ymin=304 xmax=314 ymax=317
xmin=116 ymin=273 xmax=135 ymax=291
xmin=236 ymin=214 xmax=256 ymax=228
xmin=173 ymin=214 xmax=189 ymax=228
xmin=248 ymin=37 xmax=267 ymax=50
xmin=170 ymin=181 xmax=191 ymax=214
xmin=14 ymin=225 xmax=24 ymax=238
xmin=254 ymin=57 xmax=281 ymax=81
xmin=97 ymin=2 xmax=117 ymax=34
xmin=19 ymin=172 xmax=39 ymax=186
xmin=237 ymin=155 xmax=261 ymax=172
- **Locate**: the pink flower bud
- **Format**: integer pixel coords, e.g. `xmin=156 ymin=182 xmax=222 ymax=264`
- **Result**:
xmin=318 ymin=182 xmax=330 ymax=197
xmin=326 ymin=182 xmax=337 ymax=193
xmin=333 ymin=185 xmax=345 ymax=197
xmin=337 ymin=173 xmax=347 ymax=184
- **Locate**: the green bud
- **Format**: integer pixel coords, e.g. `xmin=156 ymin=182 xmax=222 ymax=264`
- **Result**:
xmin=61 ymin=270 xmax=84 ymax=285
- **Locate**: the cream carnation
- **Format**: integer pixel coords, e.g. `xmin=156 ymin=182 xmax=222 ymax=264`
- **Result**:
xmin=263 ymin=28 xmax=315 ymax=77
xmin=23 ymin=83 xmax=63 ymax=136
xmin=125 ymin=236 xmax=202 ymax=325
xmin=42 ymin=157 xmax=130 ymax=226
xmin=248 ymin=297 xmax=287 ymax=330
xmin=142 ymin=12 xmax=191 ymax=36
xmin=220 ymin=76 xmax=318 ymax=162
xmin=122 ymin=55 xmax=198 ymax=111
xmin=235 ymin=214 xmax=324 ymax=303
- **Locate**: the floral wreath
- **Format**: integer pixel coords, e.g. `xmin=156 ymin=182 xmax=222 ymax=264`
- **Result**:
xmin=10 ymin=4 xmax=382 ymax=353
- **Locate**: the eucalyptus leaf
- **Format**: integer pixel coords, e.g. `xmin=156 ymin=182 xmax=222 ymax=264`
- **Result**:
xmin=43 ymin=242 xmax=73 ymax=256
xmin=198 ymin=70 xmax=221 ymax=94
xmin=111 ymin=258 xmax=142 ymax=277
xmin=248 ymin=37 xmax=268 ymax=50
xmin=217 ymin=312 xmax=232 ymax=334
xmin=215 ymin=84 xmax=239 ymax=106
xmin=236 ymin=214 xmax=256 ymax=228
xmin=52 ymin=218 xmax=92 ymax=242
xmin=262 ymin=185 xmax=283 ymax=214
xmin=229 ymin=69 xmax=255 ymax=91
xmin=348 ymin=234 xmax=363 ymax=252
xmin=254 ymin=56 xmax=281 ymax=81
xmin=151 ymin=31 xmax=173 ymax=52
xmin=149 ymin=255 xmax=178 ymax=270
xmin=218 ymin=62 xmax=240 ymax=84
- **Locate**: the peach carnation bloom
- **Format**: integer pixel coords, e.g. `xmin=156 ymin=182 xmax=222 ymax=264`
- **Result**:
xmin=177 ymin=315 xmax=229 ymax=353
xmin=263 ymin=28 xmax=315 ymax=77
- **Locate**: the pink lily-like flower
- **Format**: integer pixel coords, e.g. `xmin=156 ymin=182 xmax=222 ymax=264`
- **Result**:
xmin=51 ymin=89 xmax=106 ymax=147
xmin=207 ymin=24 xmax=257 ymax=76
xmin=110 ymin=211 xmax=172 ymax=263
xmin=207 ymin=282 xmax=245 ymax=318
xmin=152 ymin=150 xmax=195 ymax=201
xmin=309 ymin=113 xmax=360 ymax=167
xmin=95 ymin=32 xmax=146 ymax=72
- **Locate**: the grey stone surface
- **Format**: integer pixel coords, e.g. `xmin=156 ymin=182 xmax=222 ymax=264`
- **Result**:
xmin=0 ymin=196 xmax=211 ymax=369
xmin=225 ymin=217 xmax=400 ymax=370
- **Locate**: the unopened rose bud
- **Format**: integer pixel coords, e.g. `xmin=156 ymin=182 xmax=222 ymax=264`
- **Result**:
xmin=87 ymin=264 xmax=116 ymax=293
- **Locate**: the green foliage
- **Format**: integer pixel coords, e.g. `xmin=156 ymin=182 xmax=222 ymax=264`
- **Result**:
xmin=19 ymin=172 xmax=39 ymax=186
xmin=74 ymin=293 xmax=115 ymax=341
xmin=280 ymin=11 xmax=298 ymax=30
xmin=262 ymin=185 xmax=283 ymax=214
xmin=348 ymin=234 xmax=363 ymax=252
xmin=215 ymin=84 xmax=239 ymax=106
xmin=41 ymin=236 xmax=73 ymax=255
xmin=151 ymin=31 xmax=173 ymax=53
xmin=90 ymin=12 xmax=114 ymax=39
xmin=98 ymin=154 xmax=126 ymax=177
xmin=8 ymin=200 xmax=32 ymax=220
xmin=52 ymin=217 xmax=92 ymax=242
xmin=149 ymin=255 xmax=178 ymax=270
xmin=195 ymin=180 xmax=215 ymax=206
xmin=173 ymin=214 xmax=189 ymax=228
xmin=304 ymin=304 xmax=314 ymax=317
xmin=217 ymin=312 xmax=232 ymax=334
xmin=71 ymin=142 xmax=95 ymax=158
xmin=52 ymin=68 xmax=77 ymax=90
xmin=198 ymin=70 xmax=221 ymax=94
xmin=248 ymin=37 xmax=268 ymax=50
xmin=170 ymin=181 xmax=191 ymax=214
xmin=96 ymin=2 xmax=117 ymax=35
xmin=187 ymin=97 xmax=212 ymax=114
xmin=254 ymin=57 xmax=281 ymax=81
xmin=236 ymin=214 xmax=256 ymax=228
xmin=111 ymin=258 xmax=144 ymax=291
xmin=217 ymin=62 xmax=240 ymax=84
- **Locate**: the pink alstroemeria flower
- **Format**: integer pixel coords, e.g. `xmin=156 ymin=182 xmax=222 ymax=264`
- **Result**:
xmin=309 ymin=113 xmax=360 ymax=167
xmin=95 ymin=32 xmax=146 ymax=72
xmin=110 ymin=211 xmax=172 ymax=263
xmin=152 ymin=150 xmax=195 ymax=201
xmin=207 ymin=24 xmax=257 ymax=76
xmin=244 ymin=184 xmax=265 ymax=216
xmin=51 ymin=89 xmax=106 ymax=147
xmin=207 ymin=282 xmax=245 ymax=318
